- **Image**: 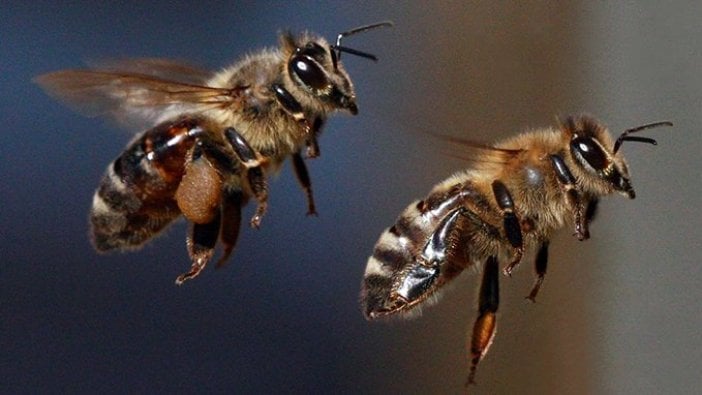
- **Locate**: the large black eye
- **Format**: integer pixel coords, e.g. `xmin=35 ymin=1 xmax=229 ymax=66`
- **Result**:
xmin=289 ymin=55 xmax=328 ymax=91
xmin=301 ymin=42 xmax=326 ymax=60
xmin=571 ymin=136 xmax=608 ymax=170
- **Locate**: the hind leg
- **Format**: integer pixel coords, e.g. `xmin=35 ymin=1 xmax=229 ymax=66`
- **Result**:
xmin=467 ymin=255 xmax=500 ymax=385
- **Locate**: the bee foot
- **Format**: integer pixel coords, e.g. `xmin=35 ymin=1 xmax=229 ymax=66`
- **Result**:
xmin=175 ymin=264 xmax=205 ymax=285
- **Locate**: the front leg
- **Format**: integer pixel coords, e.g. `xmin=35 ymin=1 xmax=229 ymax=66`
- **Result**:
xmin=526 ymin=241 xmax=549 ymax=302
xmin=291 ymin=116 xmax=326 ymax=215
xmin=304 ymin=117 xmax=325 ymax=159
xmin=224 ymin=128 xmax=268 ymax=229
xmin=272 ymin=84 xmax=328 ymax=159
xmin=271 ymin=82 xmax=314 ymax=138
xmin=292 ymin=152 xmax=317 ymax=216
xmin=549 ymin=154 xmax=589 ymax=240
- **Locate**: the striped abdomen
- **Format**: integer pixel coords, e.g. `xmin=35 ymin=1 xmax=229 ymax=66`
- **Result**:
xmin=90 ymin=117 xmax=202 ymax=251
xmin=361 ymin=181 xmax=495 ymax=318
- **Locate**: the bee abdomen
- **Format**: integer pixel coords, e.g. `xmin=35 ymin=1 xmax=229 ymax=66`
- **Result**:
xmin=362 ymin=195 xmax=437 ymax=317
xmin=361 ymin=226 xmax=417 ymax=318
xmin=90 ymin=160 xmax=180 ymax=251
xmin=90 ymin=117 xmax=205 ymax=252
xmin=361 ymin=199 xmax=468 ymax=318
xmin=362 ymin=182 xmax=500 ymax=318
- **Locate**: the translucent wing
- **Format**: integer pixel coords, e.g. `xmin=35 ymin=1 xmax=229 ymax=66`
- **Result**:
xmin=432 ymin=133 xmax=524 ymax=167
xmin=87 ymin=58 xmax=211 ymax=84
xmin=34 ymin=59 xmax=242 ymax=128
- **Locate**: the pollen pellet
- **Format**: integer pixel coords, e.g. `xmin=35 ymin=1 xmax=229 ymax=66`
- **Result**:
xmin=176 ymin=155 xmax=222 ymax=224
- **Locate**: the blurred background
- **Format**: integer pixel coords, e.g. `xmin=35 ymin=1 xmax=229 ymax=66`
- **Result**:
xmin=2 ymin=2 xmax=701 ymax=394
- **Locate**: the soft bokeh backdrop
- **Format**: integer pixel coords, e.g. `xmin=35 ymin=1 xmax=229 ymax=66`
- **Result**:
xmin=2 ymin=2 xmax=700 ymax=394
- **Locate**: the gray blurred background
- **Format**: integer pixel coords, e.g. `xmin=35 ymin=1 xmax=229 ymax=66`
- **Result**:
xmin=2 ymin=2 xmax=700 ymax=394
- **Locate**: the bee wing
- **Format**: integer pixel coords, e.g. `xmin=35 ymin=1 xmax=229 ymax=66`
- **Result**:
xmin=86 ymin=58 xmax=212 ymax=84
xmin=433 ymin=133 xmax=524 ymax=166
xmin=34 ymin=62 xmax=241 ymax=128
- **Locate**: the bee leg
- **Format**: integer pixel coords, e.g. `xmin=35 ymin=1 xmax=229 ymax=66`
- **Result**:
xmin=271 ymin=84 xmax=326 ymax=159
xmin=549 ymin=154 xmax=589 ymax=240
xmin=571 ymin=197 xmax=598 ymax=243
xmin=491 ymin=180 xmax=524 ymax=276
xmin=224 ymin=128 xmax=268 ymax=229
xmin=394 ymin=209 xmax=464 ymax=303
xmin=176 ymin=210 xmax=222 ymax=285
xmin=569 ymin=190 xmax=588 ymax=240
xmin=526 ymin=241 xmax=549 ymax=302
xmin=176 ymin=144 xmax=223 ymax=224
xmin=305 ymin=118 xmax=325 ymax=159
xmin=272 ymin=83 xmax=305 ymax=123
xmin=467 ymin=255 xmax=500 ymax=386
xmin=292 ymin=151 xmax=317 ymax=216
xmin=271 ymin=82 xmax=318 ymax=150
xmin=368 ymin=208 xmax=466 ymax=317
xmin=306 ymin=136 xmax=320 ymax=158
xmin=216 ymin=188 xmax=245 ymax=268
xmin=525 ymin=199 xmax=595 ymax=300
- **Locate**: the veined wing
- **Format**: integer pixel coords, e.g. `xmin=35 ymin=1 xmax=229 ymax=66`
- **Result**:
xmin=34 ymin=60 xmax=243 ymax=127
xmin=86 ymin=58 xmax=212 ymax=84
xmin=432 ymin=133 xmax=524 ymax=166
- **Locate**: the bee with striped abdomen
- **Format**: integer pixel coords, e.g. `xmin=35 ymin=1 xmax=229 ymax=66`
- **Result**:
xmin=360 ymin=115 xmax=671 ymax=384
xmin=36 ymin=21 xmax=392 ymax=284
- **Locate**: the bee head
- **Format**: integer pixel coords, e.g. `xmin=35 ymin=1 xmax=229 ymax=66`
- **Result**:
xmin=282 ymin=21 xmax=393 ymax=115
xmin=563 ymin=116 xmax=671 ymax=199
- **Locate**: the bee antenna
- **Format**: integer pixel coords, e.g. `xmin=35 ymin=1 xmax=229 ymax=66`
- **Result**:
xmin=331 ymin=20 xmax=394 ymax=68
xmin=613 ymin=120 xmax=673 ymax=154
xmin=333 ymin=46 xmax=379 ymax=61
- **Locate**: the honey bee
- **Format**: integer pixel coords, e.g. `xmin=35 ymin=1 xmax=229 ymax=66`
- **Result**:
xmin=360 ymin=115 xmax=672 ymax=384
xmin=35 ymin=21 xmax=393 ymax=285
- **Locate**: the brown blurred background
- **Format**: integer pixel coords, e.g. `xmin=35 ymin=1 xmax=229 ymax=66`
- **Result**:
xmin=3 ymin=2 xmax=700 ymax=394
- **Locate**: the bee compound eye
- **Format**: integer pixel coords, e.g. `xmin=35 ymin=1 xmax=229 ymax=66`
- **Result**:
xmin=303 ymin=42 xmax=327 ymax=59
xmin=571 ymin=136 xmax=608 ymax=170
xmin=289 ymin=55 xmax=329 ymax=91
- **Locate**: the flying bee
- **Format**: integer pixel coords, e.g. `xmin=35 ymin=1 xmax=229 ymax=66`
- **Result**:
xmin=35 ymin=21 xmax=393 ymax=285
xmin=360 ymin=115 xmax=672 ymax=385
